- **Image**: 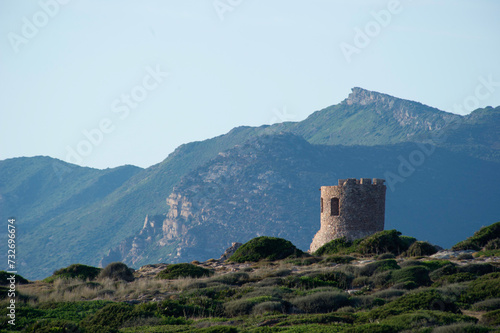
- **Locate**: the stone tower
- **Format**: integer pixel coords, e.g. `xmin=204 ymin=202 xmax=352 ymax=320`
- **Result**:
xmin=309 ymin=178 xmax=386 ymax=253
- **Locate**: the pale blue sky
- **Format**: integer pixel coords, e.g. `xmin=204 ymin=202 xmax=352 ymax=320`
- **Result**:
xmin=1 ymin=0 xmax=499 ymax=169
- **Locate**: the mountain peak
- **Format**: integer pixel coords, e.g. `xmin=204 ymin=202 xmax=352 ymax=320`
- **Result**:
xmin=344 ymin=87 xmax=395 ymax=106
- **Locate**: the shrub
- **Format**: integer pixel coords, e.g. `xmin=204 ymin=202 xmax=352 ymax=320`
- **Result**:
xmin=419 ymin=260 xmax=454 ymax=271
xmin=403 ymin=241 xmax=438 ymax=257
xmin=457 ymin=253 xmax=474 ymax=260
xmin=481 ymin=309 xmax=500 ymax=326
xmin=471 ymin=298 xmax=500 ymax=311
xmin=356 ymin=230 xmax=412 ymax=255
xmin=433 ymin=273 xmax=476 ymax=286
xmin=460 ymin=272 xmax=500 ymax=304
xmin=314 ymin=237 xmax=353 ymax=256
xmin=391 ymin=281 xmax=418 ymax=290
xmin=228 ymin=236 xmax=303 ymax=262
xmin=458 ymin=263 xmax=496 ymax=276
xmin=352 ymin=276 xmax=371 ymax=288
xmin=43 ymin=264 xmax=101 ymax=282
xmin=452 ymin=221 xmax=500 ymax=251
xmin=252 ymin=301 xmax=284 ymax=315
xmin=429 ymin=264 xmax=458 ymax=281
xmin=156 ymin=263 xmax=213 ymax=280
xmin=321 ymin=255 xmax=356 ymax=264
xmin=98 ymin=262 xmax=134 ymax=282
xmin=484 ymin=238 xmax=500 ymax=250
xmin=377 ymin=253 xmax=396 ymax=260
xmin=390 ymin=266 xmax=431 ymax=287
xmin=362 ymin=289 xmax=459 ymax=321
xmin=80 ymin=302 xmax=146 ymax=331
xmin=224 ymin=296 xmax=277 ymax=316
xmin=291 ymin=291 xmax=349 ymax=313
xmin=209 ymin=272 xmax=249 ymax=286
xmin=358 ymin=259 xmax=400 ymax=277
xmin=432 ymin=323 xmax=489 ymax=333
xmin=371 ymin=289 xmax=406 ymax=300
xmin=376 ymin=311 xmax=478 ymax=333
xmin=25 ymin=319 xmax=82 ymax=333
xmin=0 ymin=271 xmax=29 ymax=285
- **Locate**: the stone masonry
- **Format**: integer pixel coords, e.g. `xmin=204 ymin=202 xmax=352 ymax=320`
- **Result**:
xmin=309 ymin=178 xmax=386 ymax=253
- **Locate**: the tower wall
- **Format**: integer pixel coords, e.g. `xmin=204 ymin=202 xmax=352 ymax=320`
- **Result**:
xmin=309 ymin=178 xmax=386 ymax=253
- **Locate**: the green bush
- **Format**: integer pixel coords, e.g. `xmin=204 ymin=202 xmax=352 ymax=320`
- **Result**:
xmin=371 ymin=289 xmax=406 ymax=300
xmin=452 ymin=221 xmax=500 ymax=251
xmin=484 ymin=238 xmax=500 ymax=250
xmin=209 ymin=272 xmax=249 ymax=286
xmin=314 ymin=237 xmax=354 ymax=256
xmin=228 ymin=236 xmax=303 ymax=262
xmin=358 ymin=259 xmax=400 ymax=277
xmin=196 ymin=327 xmax=238 ymax=333
xmin=156 ymin=263 xmax=213 ymax=280
xmin=24 ymin=319 xmax=81 ymax=333
xmin=0 ymin=271 xmax=29 ymax=285
xmin=252 ymin=301 xmax=284 ymax=315
xmin=419 ymin=260 xmax=454 ymax=271
xmin=432 ymin=323 xmax=490 ymax=333
xmin=457 ymin=253 xmax=474 ymax=260
xmin=460 ymin=272 xmax=500 ymax=304
xmin=321 ymin=255 xmax=356 ymax=264
xmin=98 ymin=262 xmax=134 ymax=282
xmin=471 ymin=298 xmax=500 ymax=311
xmin=377 ymin=253 xmax=396 ymax=260
xmin=458 ymin=263 xmax=496 ymax=276
xmin=376 ymin=310 xmax=478 ymax=332
xmin=356 ymin=230 xmax=413 ymax=255
xmin=403 ymin=241 xmax=438 ymax=257
xmin=361 ymin=289 xmax=459 ymax=321
xmin=430 ymin=264 xmax=458 ymax=281
xmin=80 ymin=302 xmax=151 ymax=331
xmin=224 ymin=296 xmax=277 ymax=316
xmin=433 ymin=273 xmax=476 ymax=286
xmin=291 ymin=291 xmax=348 ymax=313
xmin=481 ymin=309 xmax=500 ymax=326
xmin=390 ymin=266 xmax=431 ymax=287
xmin=43 ymin=264 xmax=101 ymax=283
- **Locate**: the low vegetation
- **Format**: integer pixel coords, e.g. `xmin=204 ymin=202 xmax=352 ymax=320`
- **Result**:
xmin=452 ymin=221 xmax=500 ymax=251
xmin=43 ymin=264 xmax=102 ymax=283
xmin=156 ymin=263 xmax=213 ymax=279
xmin=229 ymin=236 xmax=304 ymax=262
xmin=1 ymin=222 xmax=499 ymax=332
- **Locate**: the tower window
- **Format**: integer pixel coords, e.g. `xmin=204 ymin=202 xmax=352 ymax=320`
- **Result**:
xmin=331 ymin=198 xmax=339 ymax=216
xmin=321 ymin=198 xmax=324 ymax=213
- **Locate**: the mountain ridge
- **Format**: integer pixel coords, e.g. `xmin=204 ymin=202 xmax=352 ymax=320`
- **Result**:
xmin=2 ymin=87 xmax=499 ymax=279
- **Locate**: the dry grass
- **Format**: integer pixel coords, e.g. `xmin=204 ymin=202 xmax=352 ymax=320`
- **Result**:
xmin=18 ymin=277 xmax=174 ymax=304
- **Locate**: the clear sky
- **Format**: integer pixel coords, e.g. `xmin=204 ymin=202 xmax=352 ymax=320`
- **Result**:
xmin=1 ymin=0 xmax=499 ymax=169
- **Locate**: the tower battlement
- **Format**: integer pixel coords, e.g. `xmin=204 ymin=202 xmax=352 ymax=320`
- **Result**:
xmin=309 ymin=178 xmax=386 ymax=253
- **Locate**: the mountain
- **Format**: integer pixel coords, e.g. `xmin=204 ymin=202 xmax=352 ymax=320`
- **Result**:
xmin=101 ymin=134 xmax=500 ymax=268
xmin=1 ymin=87 xmax=499 ymax=279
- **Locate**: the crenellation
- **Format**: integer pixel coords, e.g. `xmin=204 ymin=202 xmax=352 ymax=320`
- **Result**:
xmin=309 ymin=178 xmax=386 ymax=253
xmin=360 ymin=178 xmax=371 ymax=185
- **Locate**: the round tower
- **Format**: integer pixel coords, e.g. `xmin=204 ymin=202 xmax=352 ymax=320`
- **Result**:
xmin=309 ymin=178 xmax=386 ymax=253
